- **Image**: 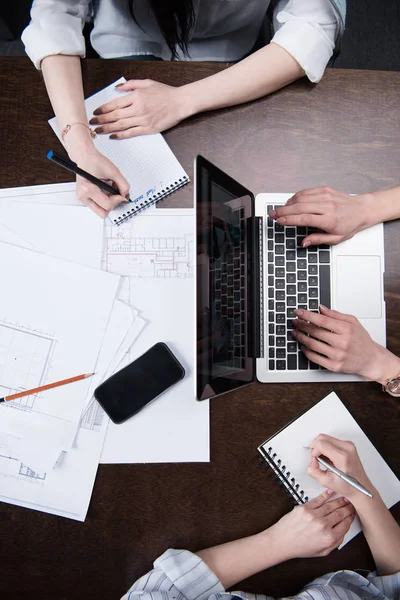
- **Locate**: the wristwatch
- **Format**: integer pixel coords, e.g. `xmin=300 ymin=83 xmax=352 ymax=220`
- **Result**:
xmin=382 ymin=373 xmax=400 ymax=397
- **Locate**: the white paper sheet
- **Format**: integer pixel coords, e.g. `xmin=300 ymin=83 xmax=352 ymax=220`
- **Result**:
xmin=101 ymin=209 xmax=210 ymax=463
xmin=0 ymin=191 xmax=104 ymax=269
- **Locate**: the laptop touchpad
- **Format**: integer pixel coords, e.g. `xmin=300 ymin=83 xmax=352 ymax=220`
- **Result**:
xmin=336 ymin=255 xmax=382 ymax=319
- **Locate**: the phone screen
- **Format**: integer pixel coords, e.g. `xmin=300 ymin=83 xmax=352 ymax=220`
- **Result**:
xmin=94 ymin=342 xmax=185 ymax=424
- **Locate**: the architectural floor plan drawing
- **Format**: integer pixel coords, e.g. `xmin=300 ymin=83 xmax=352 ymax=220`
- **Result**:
xmin=104 ymin=209 xmax=194 ymax=279
xmin=0 ymin=319 xmax=56 ymax=410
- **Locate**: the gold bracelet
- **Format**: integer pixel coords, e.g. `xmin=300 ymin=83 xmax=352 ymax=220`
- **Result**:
xmin=61 ymin=122 xmax=96 ymax=141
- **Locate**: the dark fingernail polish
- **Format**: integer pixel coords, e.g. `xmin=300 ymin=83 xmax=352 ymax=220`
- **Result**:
xmin=93 ymin=109 xmax=101 ymax=116
xmin=115 ymin=83 xmax=124 ymax=88
xmin=95 ymin=127 xmax=103 ymax=134
xmin=110 ymin=134 xmax=118 ymax=140
xmin=89 ymin=118 xmax=98 ymax=125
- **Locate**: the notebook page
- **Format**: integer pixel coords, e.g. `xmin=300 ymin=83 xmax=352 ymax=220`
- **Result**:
xmin=259 ymin=391 xmax=400 ymax=546
xmin=48 ymin=78 xmax=189 ymax=225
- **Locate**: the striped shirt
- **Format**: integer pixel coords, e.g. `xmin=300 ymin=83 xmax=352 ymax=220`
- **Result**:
xmin=121 ymin=549 xmax=400 ymax=600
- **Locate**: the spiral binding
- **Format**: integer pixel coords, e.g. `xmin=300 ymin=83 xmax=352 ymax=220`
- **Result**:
xmin=258 ymin=445 xmax=309 ymax=505
xmin=112 ymin=175 xmax=190 ymax=226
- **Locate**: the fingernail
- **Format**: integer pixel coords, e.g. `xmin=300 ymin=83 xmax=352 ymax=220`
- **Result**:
xmin=95 ymin=127 xmax=104 ymax=134
xmin=319 ymin=304 xmax=328 ymax=311
xmin=93 ymin=109 xmax=101 ymax=116
xmin=269 ymin=210 xmax=276 ymax=218
xmin=344 ymin=497 xmax=350 ymax=503
xmin=327 ymin=489 xmax=334 ymax=495
xmin=292 ymin=318 xmax=298 ymax=326
xmin=110 ymin=134 xmax=118 ymax=140
xmin=291 ymin=330 xmax=297 ymax=337
xmin=115 ymin=83 xmax=125 ymax=88
xmin=295 ymin=308 xmax=304 ymax=316
xmin=89 ymin=118 xmax=98 ymax=125
xmin=277 ymin=217 xmax=286 ymax=224
xmin=302 ymin=241 xmax=310 ymax=248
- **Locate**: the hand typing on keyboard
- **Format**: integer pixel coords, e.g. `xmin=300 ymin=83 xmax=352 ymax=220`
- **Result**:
xmin=292 ymin=306 xmax=400 ymax=384
xmin=268 ymin=187 xmax=373 ymax=247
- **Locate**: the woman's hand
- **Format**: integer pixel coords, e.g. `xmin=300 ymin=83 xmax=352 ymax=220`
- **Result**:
xmin=268 ymin=187 xmax=370 ymax=246
xmin=291 ymin=305 xmax=400 ymax=383
xmin=307 ymin=435 xmax=375 ymax=505
xmin=70 ymin=147 xmax=130 ymax=218
xmin=268 ymin=490 xmax=355 ymax=559
xmin=89 ymin=79 xmax=189 ymax=139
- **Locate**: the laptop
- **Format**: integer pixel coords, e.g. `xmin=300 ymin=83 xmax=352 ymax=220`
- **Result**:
xmin=195 ymin=156 xmax=386 ymax=401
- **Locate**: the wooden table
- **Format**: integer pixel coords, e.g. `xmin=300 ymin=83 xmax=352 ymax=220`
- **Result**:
xmin=0 ymin=58 xmax=399 ymax=600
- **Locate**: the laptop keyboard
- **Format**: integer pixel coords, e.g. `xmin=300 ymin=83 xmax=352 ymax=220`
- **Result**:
xmin=211 ymin=208 xmax=246 ymax=369
xmin=266 ymin=205 xmax=331 ymax=371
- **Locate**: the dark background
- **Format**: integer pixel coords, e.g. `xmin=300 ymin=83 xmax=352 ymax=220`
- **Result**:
xmin=1 ymin=0 xmax=400 ymax=71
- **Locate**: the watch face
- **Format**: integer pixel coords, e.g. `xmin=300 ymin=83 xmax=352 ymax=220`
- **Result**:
xmin=387 ymin=378 xmax=400 ymax=396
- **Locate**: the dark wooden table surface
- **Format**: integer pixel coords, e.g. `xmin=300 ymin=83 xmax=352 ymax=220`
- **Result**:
xmin=0 ymin=58 xmax=399 ymax=600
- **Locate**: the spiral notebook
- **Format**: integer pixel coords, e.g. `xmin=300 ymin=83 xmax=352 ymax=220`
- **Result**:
xmin=49 ymin=78 xmax=189 ymax=226
xmin=258 ymin=390 xmax=400 ymax=547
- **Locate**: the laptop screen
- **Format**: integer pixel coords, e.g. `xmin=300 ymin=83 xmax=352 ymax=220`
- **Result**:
xmin=196 ymin=156 xmax=256 ymax=401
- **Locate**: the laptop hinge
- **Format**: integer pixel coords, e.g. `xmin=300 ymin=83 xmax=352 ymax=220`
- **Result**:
xmin=257 ymin=217 xmax=264 ymax=358
xmin=250 ymin=216 xmax=264 ymax=359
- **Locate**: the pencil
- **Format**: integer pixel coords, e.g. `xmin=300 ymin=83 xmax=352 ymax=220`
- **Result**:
xmin=0 ymin=373 xmax=94 ymax=403
xmin=47 ymin=150 xmax=131 ymax=201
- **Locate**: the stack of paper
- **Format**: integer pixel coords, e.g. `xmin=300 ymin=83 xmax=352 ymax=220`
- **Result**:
xmin=0 ymin=189 xmax=145 ymax=520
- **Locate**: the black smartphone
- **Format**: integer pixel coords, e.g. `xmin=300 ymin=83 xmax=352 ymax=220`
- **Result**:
xmin=94 ymin=342 xmax=185 ymax=424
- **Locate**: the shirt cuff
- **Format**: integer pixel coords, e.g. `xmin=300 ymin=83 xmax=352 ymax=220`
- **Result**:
xmin=154 ymin=549 xmax=225 ymax=600
xmin=21 ymin=13 xmax=86 ymax=69
xmin=271 ymin=19 xmax=335 ymax=83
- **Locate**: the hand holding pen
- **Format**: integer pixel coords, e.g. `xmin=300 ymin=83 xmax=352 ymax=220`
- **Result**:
xmin=47 ymin=148 xmax=130 ymax=219
xmin=306 ymin=434 xmax=375 ymax=503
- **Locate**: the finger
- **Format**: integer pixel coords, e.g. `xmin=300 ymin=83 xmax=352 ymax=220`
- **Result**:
xmin=294 ymin=308 xmax=346 ymax=335
xmin=303 ymin=234 xmax=343 ymax=247
xmin=319 ymin=304 xmax=358 ymax=325
xmin=327 ymin=503 xmax=355 ymax=528
xmin=92 ymin=95 xmax=133 ymax=117
xmin=272 ymin=202 xmax=329 ymax=219
xmin=110 ymin=126 xmax=149 ymax=140
xmin=300 ymin=346 xmax=340 ymax=371
xmin=307 ymin=456 xmax=335 ymax=487
xmin=292 ymin=328 xmax=336 ymax=359
xmin=305 ymin=488 xmax=335 ymax=509
xmin=292 ymin=318 xmax=338 ymax=346
xmin=77 ymin=195 xmax=108 ymax=218
xmin=318 ymin=495 xmax=350 ymax=516
xmin=94 ymin=117 xmax=143 ymax=134
xmin=331 ymin=513 xmax=355 ymax=542
xmin=109 ymin=169 xmax=130 ymax=199
xmin=286 ymin=187 xmax=338 ymax=204
xmin=88 ymin=186 xmax=126 ymax=211
xmin=275 ymin=213 xmax=331 ymax=229
xmin=91 ymin=105 xmax=137 ymax=126
xmin=115 ymin=79 xmax=152 ymax=91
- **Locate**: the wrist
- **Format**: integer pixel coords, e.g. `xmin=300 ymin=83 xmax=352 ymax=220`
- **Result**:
xmin=362 ymin=344 xmax=400 ymax=385
xmin=261 ymin=522 xmax=294 ymax=563
xmin=359 ymin=191 xmax=388 ymax=230
xmin=176 ymin=82 xmax=207 ymax=119
xmin=63 ymin=126 xmax=95 ymax=162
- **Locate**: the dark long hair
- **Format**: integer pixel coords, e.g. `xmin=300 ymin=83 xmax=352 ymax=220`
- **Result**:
xmin=129 ymin=0 xmax=196 ymax=58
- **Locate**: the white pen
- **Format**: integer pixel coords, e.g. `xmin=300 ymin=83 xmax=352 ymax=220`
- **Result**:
xmin=316 ymin=455 xmax=374 ymax=498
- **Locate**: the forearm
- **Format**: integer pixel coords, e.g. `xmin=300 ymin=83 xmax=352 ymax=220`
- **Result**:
xmin=41 ymin=54 xmax=94 ymax=160
xmin=197 ymin=528 xmax=287 ymax=590
xmin=361 ymin=187 xmax=400 ymax=228
xmin=354 ymin=491 xmax=400 ymax=575
xmin=178 ymin=43 xmax=304 ymax=119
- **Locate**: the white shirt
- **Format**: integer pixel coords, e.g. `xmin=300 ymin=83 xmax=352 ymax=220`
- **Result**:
xmin=121 ymin=549 xmax=400 ymax=600
xmin=22 ymin=0 xmax=339 ymax=82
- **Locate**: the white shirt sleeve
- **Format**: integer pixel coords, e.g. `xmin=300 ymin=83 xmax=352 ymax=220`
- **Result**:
xmin=271 ymin=0 xmax=339 ymax=83
xmin=21 ymin=0 xmax=92 ymax=69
